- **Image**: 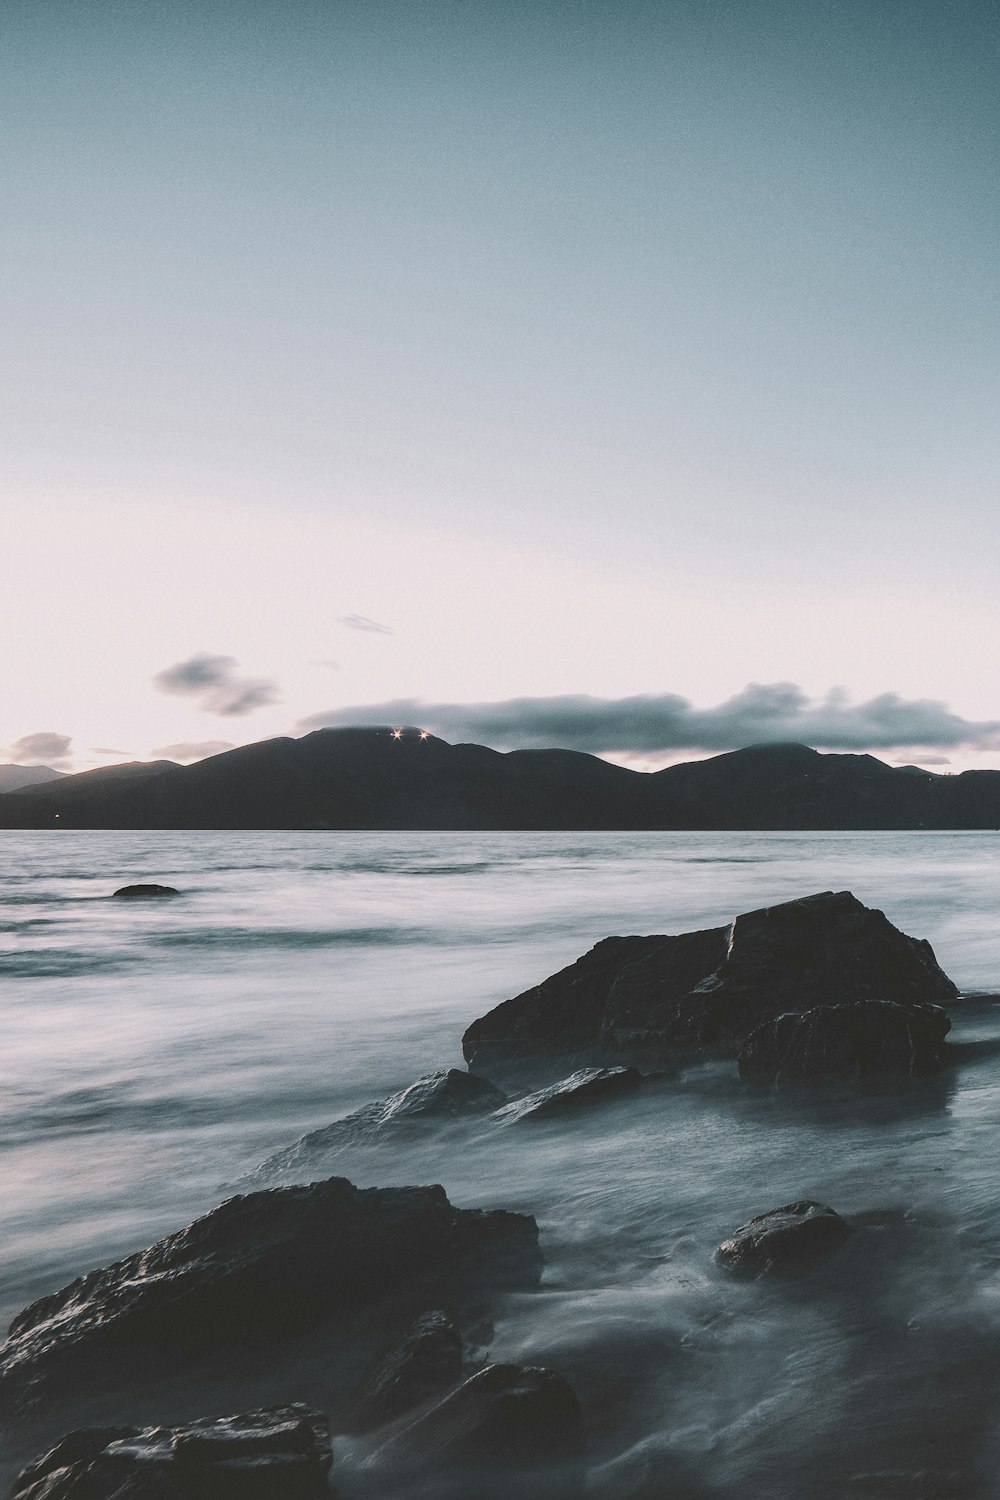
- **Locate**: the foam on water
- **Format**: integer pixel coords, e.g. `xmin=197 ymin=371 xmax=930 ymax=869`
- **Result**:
xmin=3 ymin=829 xmax=1000 ymax=1496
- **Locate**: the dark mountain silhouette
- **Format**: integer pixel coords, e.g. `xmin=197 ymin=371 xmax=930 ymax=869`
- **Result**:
xmin=0 ymin=764 xmax=65 ymax=794
xmin=9 ymin=759 xmax=178 ymax=800
xmin=0 ymin=730 xmax=997 ymax=830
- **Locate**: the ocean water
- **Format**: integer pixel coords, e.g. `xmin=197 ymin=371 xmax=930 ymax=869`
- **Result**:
xmin=3 ymin=829 xmax=1000 ymax=1497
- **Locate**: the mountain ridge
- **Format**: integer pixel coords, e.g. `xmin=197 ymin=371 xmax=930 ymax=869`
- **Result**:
xmin=0 ymin=729 xmax=996 ymax=830
xmin=0 ymin=764 xmax=65 ymax=794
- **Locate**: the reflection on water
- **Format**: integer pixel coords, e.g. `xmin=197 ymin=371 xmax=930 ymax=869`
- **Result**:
xmin=2 ymin=829 xmax=1000 ymax=1496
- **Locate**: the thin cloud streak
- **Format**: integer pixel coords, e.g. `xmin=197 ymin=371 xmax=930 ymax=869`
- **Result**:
xmin=151 ymin=740 xmax=235 ymax=763
xmin=297 ymin=684 xmax=1000 ymax=754
xmin=152 ymin=654 xmax=279 ymax=717
xmin=338 ymin=615 xmax=393 ymax=635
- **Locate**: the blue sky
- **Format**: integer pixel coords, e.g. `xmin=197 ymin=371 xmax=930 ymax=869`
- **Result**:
xmin=3 ymin=1 xmax=998 ymax=770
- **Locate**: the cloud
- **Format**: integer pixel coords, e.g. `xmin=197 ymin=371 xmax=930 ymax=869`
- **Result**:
xmin=152 ymin=654 xmax=279 ymax=717
xmin=6 ymin=732 xmax=74 ymax=767
xmin=151 ymin=740 xmax=235 ymax=763
xmin=296 ymin=683 xmax=1000 ymax=755
xmin=92 ymin=747 xmax=130 ymax=756
xmin=338 ymin=614 xmax=393 ymax=635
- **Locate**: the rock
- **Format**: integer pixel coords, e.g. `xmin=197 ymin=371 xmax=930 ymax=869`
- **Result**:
xmin=347 ymin=1311 xmax=465 ymax=1433
xmin=250 ymin=1071 xmax=506 ymax=1181
xmin=369 ymin=1362 xmax=582 ymax=1486
xmin=462 ymin=891 xmax=958 ymax=1078
xmin=111 ymin=884 xmax=180 ymax=899
xmin=378 ymin=1069 xmax=506 ymax=1120
xmin=7 ymin=1429 xmax=138 ymax=1500
xmin=0 ymin=1178 xmax=541 ymax=1415
xmin=738 ymin=1000 xmax=952 ymax=1089
xmin=716 ymin=1201 xmax=852 ymax=1276
xmin=8 ymin=1404 xmax=332 ymax=1498
xmin=463 ymin=933 xmax=684 ymax=1078
xmin=842 ymin=1469 xmax=976 ymax=1497
xmin=492 ymin=1066 xmax=643 ymax=1123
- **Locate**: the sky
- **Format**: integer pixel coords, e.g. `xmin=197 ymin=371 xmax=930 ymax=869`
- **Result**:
xmin=2 ymin=0 xmax=998 ymax=773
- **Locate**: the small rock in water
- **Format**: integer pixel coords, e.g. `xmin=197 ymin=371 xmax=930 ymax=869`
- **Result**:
xmin=493 ymin=1066 xmax=643 ymax=1123
xmin=716 ymin=1200 xmax=852 ymax=1276
xmin=380 ymin=1069 xmax=506 ymax=1121
xmin=251 ymin=1069 xmax=506 ymax=1181
xmin=347 ymin=1310 xmax=465 ymax=1433
xmin=8 ymin=1403 xmax=332 ymax=1498
xmin=111 ymin=883 xmax=180 ymax=899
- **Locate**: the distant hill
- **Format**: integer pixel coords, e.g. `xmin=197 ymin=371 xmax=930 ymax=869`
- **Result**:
xmin=0 ymin=764 xmax=65 ymax=794
xmin=8 ymin=759 xmax=178 ymax=799
xmin=0 ymin=730 xmax=997 ymax=830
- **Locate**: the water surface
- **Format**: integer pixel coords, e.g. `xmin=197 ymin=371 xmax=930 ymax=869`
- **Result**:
xmin=3 ymin=830 xmax=1000 ymax=1496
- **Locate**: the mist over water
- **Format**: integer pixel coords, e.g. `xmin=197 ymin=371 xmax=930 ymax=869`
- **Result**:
xmin=3 ymin=829 xmax=1000 ymax=1496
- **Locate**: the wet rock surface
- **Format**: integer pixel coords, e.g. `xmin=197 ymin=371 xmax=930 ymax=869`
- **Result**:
xmin=0 ymin=1178 xmax=541 ymax=1416
xmin=7 ymin=1404 xmax=332 ymax=1499
xmin=377 ymin=1069 xmax=505 ymax=1119
xmin=462 ymin=891 xmax=958 ymax=1079
xmin=716 ymin=1201 xmax=852 ymax=1276
xmin=492 ymin=1066 xmax=643 ymax=1123
xmin=346 ymin=1310 xmax=465 ymax=1434
xmin=111 ymin=884 xmax=180 ymax=899
xmin=249 ymin=1071 xmax=506 ymax=1180
xmin=368 ymin=1362 xmax=583 ymax=1498
xmin=738 ymin=1000 xmax=952 ymax=1089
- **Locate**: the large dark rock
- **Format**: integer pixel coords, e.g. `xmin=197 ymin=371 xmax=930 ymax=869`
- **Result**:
xmin=716 ymin=1201 xmax=852 ymax=1276
xmin=347 ymin=1311 xmax=465 ymax=1434
xmin=462 ymin=891 xmax=958 ymax=1079
xmin=368 ymin=1362 xmax=582 ymax=1495
xmin=0 ymin=1179 xmax=540 ymax=1416
xmin=464 ymin=933 xmax=682 ymax=1077
xmin=492 ymin=1067 xmax=642 ymax=1124
xmin=111 ymin=884 xmax=179 ymax=899
xmin=738 ymin=1000 xmax=952 ymax=1090
xmin=249 ymin=1071 xmax=505 ymax=1181
xmin=7 ymin=1404 xmax=332 ymax=1499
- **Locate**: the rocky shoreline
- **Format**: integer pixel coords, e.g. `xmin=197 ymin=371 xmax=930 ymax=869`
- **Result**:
xmin=3 ymin=890 xmax=969 ymax=1498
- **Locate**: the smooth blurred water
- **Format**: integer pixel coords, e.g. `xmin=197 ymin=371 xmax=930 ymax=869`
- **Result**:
xmin=4 ymin=829 xmax=1000 ymax=1497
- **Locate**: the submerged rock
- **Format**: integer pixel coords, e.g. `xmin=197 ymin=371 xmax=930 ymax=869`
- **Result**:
xmin=378 ymin=1069 xmax=506 ymax=1120
xmin=716 ymin=1201 xmax=851 ymax=1276
xmin=492 ymin=1066 xmax=643 ymax=1123
xmin=738 ymin=1000 xmax=952 ymax=1089
xmin=111 ymin=884 xmax=180 ymax=899
xmin=251 ymin=1070 xmax=506 ymax=1180
xmin=368 ymin=1362 xmax=582 ymax=1494
xmin=347 ymin=1310 xmax=465 ymax=1433
xmin=0 ymin=1178 xmax=540 ymax=1415
xmin=8 ymin=1404 xmax=332 ymax=1499
xmin=462 ymin=891 xmax=958 ymax=1079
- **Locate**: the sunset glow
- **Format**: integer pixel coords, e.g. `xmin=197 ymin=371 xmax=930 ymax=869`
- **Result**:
xmin=1 ymin=1 xmax=996 ymax=777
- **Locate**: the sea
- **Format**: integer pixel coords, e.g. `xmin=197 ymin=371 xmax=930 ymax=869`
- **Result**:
xmin=4 ymin=829 xmax=1000 ymax=1498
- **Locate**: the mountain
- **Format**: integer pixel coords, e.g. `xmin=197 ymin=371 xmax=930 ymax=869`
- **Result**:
xmin=8 ymin=760 xmax=178 ymax=799
xmin=0 ymin=764 xmax=65 ymax=794
xmin=0 ymin=730 xmax=997 ymax=830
